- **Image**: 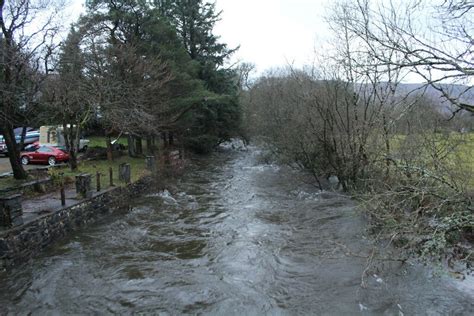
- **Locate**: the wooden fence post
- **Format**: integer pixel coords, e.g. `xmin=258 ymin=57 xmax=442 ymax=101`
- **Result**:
xmin=109 ymin=167 xmax=114 ymax=187
xmin=119 ymin=163 xmax=131 ymax=184
xmin=96 ymin=171 xmax=101 ymax=192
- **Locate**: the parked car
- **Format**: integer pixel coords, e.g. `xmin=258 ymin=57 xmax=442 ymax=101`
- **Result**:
xmin=0 ymin=136 xmax=6 ymax=156
xmin=23 ymin=141 xmax=40 ymax=152
xmin=0 ymin=130 xmax=40 ymax=156
xmin=20 ymin=145 xmax=69 ymax=166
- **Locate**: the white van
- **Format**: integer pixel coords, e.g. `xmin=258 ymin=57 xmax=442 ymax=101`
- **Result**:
xmin=39 ymin=126 xmax=90 ymax=151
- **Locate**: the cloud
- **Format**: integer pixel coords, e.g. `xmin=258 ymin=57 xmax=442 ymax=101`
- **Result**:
xmin=214 ymin=0 xmax=331 ymax=72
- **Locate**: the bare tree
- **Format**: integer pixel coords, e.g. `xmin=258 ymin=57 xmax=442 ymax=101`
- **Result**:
xmin=0 ymin=0 xmax=61 ymax=179
xmin=40 ymin=26 xmax=92 ymax=170
xmin=236 ymin=62 xmax=256 ymax=92
xmin=329 ymin=0 xmax=473 ymax=115
xmin=325 ymin=0 xmax=474 ymax=260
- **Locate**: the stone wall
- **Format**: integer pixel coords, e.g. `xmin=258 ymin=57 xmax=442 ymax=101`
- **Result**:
xmin=0 ymin=179 xmax=151 ymax=271
xmin=0 ymin=178 xmax=53 ymax=197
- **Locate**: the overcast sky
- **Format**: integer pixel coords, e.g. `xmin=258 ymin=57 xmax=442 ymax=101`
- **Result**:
xmin=214 ymin=0 xmax=331 ymax=73
xmin=66 ymin=0 xmax=331 ymax=73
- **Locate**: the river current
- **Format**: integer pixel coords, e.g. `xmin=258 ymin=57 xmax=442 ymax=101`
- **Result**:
xmin=0 ymin=145 xmax=472 ymax=315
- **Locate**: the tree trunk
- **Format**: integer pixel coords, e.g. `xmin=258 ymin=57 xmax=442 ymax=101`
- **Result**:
xmin=19 ymin=126 xmax=27 ymax=151
xmin=69 ymin=152 xmax=78 ymax=170
xmin=2 ymin=126 xmax=28 ymax=179
xmin=106 ymin=135 xmax=113 ymax=162
xmin=162 ymin=132 xmax=167 ymax=148
xmin=63 ymin=123 xmax=79 ymax=171
xmin=382 ymin=115 xmax=391 ymax=178
xmin=168 ymin=131 xmax=174 ymax=146
xmin=71 ymin=124 xmax=81 ymax=171
xmin=146 ymin=136 xmax=153 ymax=154
xmin=127 ymin=134 xmax=136 ymax=157
xmin=135 ymin=136 xmax=143 ymax=155
xmin=68 ymin=130 xmax=79 ymax=171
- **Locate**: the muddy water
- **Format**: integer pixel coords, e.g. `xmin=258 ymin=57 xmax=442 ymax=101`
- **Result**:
xmin=0 ymin=146 xmax=472 ymax=315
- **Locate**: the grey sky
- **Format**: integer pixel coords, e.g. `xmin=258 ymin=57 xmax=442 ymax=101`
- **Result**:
xmin=214 ymin=0 xmax=331 ymax=72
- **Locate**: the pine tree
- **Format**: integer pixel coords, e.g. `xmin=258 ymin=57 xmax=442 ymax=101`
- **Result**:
xmin=155 ymin=0 xmax=243 ymax=152
xmin=155 ymin=0 xmax=238 ymax=93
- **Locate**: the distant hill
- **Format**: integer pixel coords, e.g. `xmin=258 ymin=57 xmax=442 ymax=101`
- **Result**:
xmin=395 ymin=83 xmax=473 ymax=116
xmin=355 ymin=82 xmax=473 ymax=116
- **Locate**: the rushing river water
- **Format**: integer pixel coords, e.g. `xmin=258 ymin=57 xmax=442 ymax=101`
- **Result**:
xmin=0 ymin=145 xmax=473 ymax=315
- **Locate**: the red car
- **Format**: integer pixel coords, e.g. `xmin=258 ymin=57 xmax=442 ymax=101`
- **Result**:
xmin=21 ymin=145 xmax=69 ymax=166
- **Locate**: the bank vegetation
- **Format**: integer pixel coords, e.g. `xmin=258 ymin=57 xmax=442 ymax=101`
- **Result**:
xmin=242 ymin=0 xmax=473 ymax=264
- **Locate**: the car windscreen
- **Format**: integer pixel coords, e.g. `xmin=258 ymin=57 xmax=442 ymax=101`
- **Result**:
xmin=37 ymin=147 xmax=53 ymax=153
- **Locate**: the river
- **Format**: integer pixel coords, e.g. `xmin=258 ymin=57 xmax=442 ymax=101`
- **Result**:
xmin=0 ymin=145 xmax=472 ymax=315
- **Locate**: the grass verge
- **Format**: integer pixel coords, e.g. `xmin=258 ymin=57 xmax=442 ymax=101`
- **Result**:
xmin=0 ymin=155 xmax=149 ymax=193
xmin=51 ymin=155 xmax=149 ymax=187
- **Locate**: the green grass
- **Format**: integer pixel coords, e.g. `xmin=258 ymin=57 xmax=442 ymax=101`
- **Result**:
xmin=390 ymin=132 xmax=474 ymax=188
xmin=457 ymin=133 xmax=474 ymax=163
xmin=87 ymin=136 xmax=154 ymax=154
xmin=55 ymin=155 xmax=149 ymax=187
xmin=457 ymin=133 xmax=474 ymax=188
xmin=87 ymin=136 xmax=128 ymax=148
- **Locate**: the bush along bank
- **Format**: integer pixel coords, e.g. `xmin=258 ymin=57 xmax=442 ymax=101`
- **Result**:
xmin=355 ymin=163 xmax=473 ymax=272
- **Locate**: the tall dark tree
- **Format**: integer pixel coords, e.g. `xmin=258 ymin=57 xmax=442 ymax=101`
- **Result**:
xmin=155 ymin=0 xmax=242 ymax=151
xmin=42 ymin=26 xmax=91 ymax=170
xmin=156 ymin=0 xmax=237 ymax=91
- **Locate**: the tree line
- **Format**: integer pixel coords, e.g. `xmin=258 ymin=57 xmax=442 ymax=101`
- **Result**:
xmin=1 ymin=0 xmax=242 ymax=179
